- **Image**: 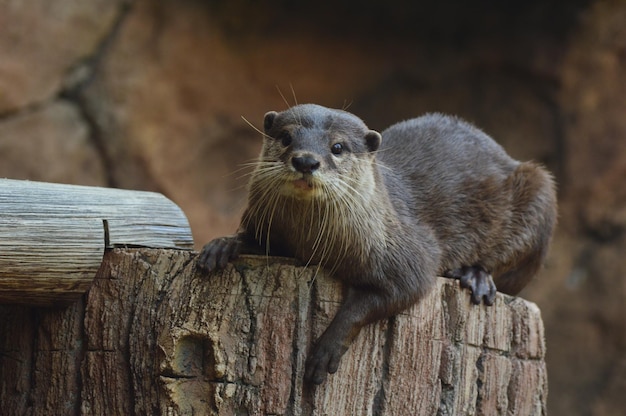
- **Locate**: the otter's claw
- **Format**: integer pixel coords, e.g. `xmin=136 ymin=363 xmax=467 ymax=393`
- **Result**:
xmin=444 ymin=265 xmax=497 ymax=305
xmin=197 ymin=236 xmax=242 ymax=272
xmin=305 ymin=336 xmax=348 ymax=385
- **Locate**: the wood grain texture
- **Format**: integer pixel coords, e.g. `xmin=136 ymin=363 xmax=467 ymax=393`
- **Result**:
xmin=0 ymin=179 xmax=193 ymax=305
xmin=0 ymin=249 xmax=547 ymax=415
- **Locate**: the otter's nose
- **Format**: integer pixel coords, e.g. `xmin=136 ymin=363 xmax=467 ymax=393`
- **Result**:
xmin=292 ymin=156 xmax=320 ymax=174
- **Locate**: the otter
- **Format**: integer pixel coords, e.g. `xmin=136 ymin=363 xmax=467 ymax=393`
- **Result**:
xmin=197 ymin=104 xmax=557 ymax=385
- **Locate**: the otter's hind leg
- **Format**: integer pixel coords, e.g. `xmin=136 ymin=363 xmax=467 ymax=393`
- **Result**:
xmin=444 ymin=266 xmax=497 ymax=305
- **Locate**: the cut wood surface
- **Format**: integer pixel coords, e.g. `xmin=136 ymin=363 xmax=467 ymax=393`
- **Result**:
xmin=0 ymin=179 xmax=193 ymax=305
xmin=0 ymin=249 xmax=548 ymax=415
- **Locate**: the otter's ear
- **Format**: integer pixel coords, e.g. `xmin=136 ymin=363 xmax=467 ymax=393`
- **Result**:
xmin=365 ymin=130 xmax=381 ymax=153
xmin=264 ymin=111 xmax=278 ymax=133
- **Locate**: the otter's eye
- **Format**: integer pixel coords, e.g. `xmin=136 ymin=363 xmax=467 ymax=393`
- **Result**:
xmin=331 ymin=143 xmax=344 ymax=155
xmin=279 ymin=132 xmax=292 ymax=147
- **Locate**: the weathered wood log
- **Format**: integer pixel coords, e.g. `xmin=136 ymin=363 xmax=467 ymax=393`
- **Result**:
xmin=0 ymin=249 xmax=547 ymax=415
xmin=0 ymin=179 xmax=193 ymax=305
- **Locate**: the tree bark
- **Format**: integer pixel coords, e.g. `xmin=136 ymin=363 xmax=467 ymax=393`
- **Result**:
xmin=0 ymin=249 xmax=547 ymax=415
xmin=0 ymin=179 xmax=193 ymax=305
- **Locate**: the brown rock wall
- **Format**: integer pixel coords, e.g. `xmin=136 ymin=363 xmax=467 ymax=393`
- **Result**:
xmin=528 ymin=1 xmax=626 ymax=414
xmin=0 ymin=0 xmax=122 ymax=113
xmin=0 ymin=101 xmax=106 ymax=185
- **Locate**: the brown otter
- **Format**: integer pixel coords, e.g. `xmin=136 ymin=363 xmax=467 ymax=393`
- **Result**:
xmin=197 ymin=104 xmax=557 ymax=385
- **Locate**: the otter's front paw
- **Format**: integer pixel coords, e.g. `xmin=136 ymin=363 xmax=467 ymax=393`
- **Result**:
xmin=304 ymin=336 xmax=348 ymax=385
xmin=197 ymin=236 xmax=242 ymax=272
xmin=444 ymin=265 xmax=497 ymax=305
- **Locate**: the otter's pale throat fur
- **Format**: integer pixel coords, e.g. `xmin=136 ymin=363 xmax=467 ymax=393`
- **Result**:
xmin=197 ymin=104 xmax=557 ymax=385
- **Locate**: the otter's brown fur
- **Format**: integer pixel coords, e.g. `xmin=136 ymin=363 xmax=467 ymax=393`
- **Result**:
xmin=198 ymin=104 xmax=557 ymax=384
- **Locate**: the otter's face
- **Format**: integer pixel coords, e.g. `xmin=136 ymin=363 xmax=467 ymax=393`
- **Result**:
xmin=256 ymin=104 xmax=381 ymax=200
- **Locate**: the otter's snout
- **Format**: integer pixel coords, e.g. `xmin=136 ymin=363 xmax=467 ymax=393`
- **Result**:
xmin=292 ymin=155 xmax=320 ymax=174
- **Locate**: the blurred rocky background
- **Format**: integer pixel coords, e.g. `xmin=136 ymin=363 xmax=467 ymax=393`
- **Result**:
xmin=0 ymin=0 xmax=624 ymax=414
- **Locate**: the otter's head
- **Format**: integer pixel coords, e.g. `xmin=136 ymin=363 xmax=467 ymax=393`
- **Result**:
xmin=255 ymin=104 xmax=381 ymax=201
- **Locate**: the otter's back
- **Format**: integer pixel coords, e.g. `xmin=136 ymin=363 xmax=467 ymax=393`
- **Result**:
xmin=379 ymin=114 xmax=516 ymax=184
xmin=378 ymin=113 xmax=521 ymax=267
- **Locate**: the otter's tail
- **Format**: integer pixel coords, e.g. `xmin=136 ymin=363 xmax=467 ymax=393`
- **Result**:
xmin=495 ymin=162 xmax=558 ymax=295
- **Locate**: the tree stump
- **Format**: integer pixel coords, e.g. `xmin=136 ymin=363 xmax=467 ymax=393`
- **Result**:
xmin=0 ymin=249 xmax=547 ymax=415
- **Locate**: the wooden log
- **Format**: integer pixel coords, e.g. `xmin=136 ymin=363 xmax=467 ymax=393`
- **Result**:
xmin=0 ymin=249 xmax=548 ymax=415
xmin=0 ymin=179 xmax=193 ymax=305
